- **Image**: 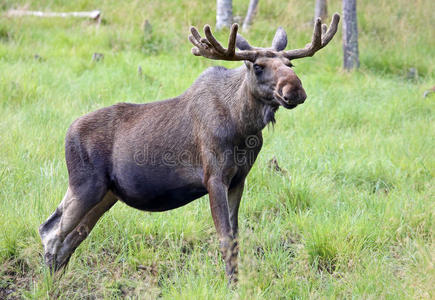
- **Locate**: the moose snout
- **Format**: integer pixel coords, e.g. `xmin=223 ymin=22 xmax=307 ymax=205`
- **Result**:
xmin=283 ymin=88 xmax=307 ymax=104
xmin=279 ymin=83 xmax=307 ymax=106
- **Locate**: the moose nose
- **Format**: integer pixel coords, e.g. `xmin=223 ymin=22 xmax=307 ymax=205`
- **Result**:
xmin=283 ymin=89 xmax=307 ymax=104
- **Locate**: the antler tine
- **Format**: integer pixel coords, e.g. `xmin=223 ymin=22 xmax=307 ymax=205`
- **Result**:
xmin=311 ymin=18 xmax=323 ymax=49
xmin=189 ymin=26 xmax=204 ymax=56
xmin=188 ymin=24 xmax=257 ymax=62
xmin=204 ymin=25 xmax=227 ymax=53
xmin=227 ymin=23 xmax=238 ymax=56
xmin=321 ymin=13 xmax=340 ymax=46
xmin=284 ymin=13 xmax=340 ymax=60
xmin=322 ymin=24 xmax=327 ymax=35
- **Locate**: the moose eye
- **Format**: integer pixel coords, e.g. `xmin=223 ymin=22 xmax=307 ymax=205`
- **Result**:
xmin=253 ymin=64 xmax=263 ymax=75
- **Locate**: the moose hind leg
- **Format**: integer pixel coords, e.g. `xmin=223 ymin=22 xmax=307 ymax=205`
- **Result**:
xmin=56 ymin=191 xmax=117 ymax=269
xmin=39 ymin=188 xmax=73 ymax=270
xmin=39 ymin=184 xmax=107 ymax=272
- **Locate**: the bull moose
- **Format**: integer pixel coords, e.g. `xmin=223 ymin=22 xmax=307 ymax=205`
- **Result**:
xmin=39 ymin=14 xmax=340 ymax=283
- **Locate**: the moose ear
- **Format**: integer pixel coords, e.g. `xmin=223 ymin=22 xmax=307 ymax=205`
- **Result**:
xmin=271 ymin=27 xmax=287 ymax=51
xmin=236 ymin=34 xmax=253 ymax=50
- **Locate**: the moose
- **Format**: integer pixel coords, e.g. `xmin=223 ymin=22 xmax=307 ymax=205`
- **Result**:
xmin=39 ymin=14 xmax=340 ymax=283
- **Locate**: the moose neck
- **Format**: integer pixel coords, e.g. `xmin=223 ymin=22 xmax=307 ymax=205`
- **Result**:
xmin=183 ymin=65 xmax=278 ymax=139
xmin=230 ymin=67 xmax=278 ymax=136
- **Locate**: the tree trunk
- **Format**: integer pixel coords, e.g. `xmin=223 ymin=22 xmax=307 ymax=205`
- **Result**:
xmin=314 ymin=0 xmax=327 ymax=21
xmin=216 ymin=0 xmax=233 ymax=30
xmin=242 ymin=0 xmax=259 ymax=32
xmin=342 ymin=0 xmax=359 ymax=70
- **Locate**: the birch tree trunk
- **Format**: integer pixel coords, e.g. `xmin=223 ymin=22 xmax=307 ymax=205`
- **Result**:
xmin=242 ymin=0 xmax=259 ymax=32
xmin=342 ymin=0 xmax=359 ymax=70
xmin=314 ymin=0 xmax=327 ymax=21
xmin=216 ymin=0 xmax=233 ymax=30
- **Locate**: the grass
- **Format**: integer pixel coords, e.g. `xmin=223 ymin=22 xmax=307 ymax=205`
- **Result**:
xmin=0 ymin=0 xmax=434 ymax=298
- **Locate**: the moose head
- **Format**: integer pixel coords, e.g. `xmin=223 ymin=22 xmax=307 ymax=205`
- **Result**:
xmin=189 ymin=13 xmax=339 ymax=110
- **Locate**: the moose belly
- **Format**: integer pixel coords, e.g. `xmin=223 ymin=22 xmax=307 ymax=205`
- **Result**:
xmin=110 ymin=164 xmax=207 ymax=212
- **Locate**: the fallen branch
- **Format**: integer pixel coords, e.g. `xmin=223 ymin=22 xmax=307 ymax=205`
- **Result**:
xmin=6 ymin=9 xmax=101 ymax=20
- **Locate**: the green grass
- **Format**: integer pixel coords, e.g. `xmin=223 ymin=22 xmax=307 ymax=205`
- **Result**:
xmin=0 ymin=0 xmax=434 ymax=298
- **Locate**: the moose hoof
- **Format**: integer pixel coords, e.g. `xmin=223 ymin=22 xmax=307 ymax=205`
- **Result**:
xmin=43 ymin=252 xmax=59 ymax=273
xmin=43 ymin=249 xmax=71 ymax=274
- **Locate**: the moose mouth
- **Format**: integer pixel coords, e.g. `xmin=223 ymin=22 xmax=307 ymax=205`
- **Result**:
xmin=273 ymin=92 xmax=299 ymax=109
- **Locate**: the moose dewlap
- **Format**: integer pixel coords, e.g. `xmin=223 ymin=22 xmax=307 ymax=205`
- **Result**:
xmin=39 ymin=14 xmax=340 ymax=284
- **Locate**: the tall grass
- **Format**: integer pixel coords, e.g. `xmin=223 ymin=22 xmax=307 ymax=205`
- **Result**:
xmin=0 ymin=0 xmax=434 ymax=298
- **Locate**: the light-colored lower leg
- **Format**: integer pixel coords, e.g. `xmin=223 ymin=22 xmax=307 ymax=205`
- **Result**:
xmin=39 ymin=189 xmax=116 ymax=271
xmin=39 ymin=188 xmax=74 ymax=269
xmin=56 ymin=192 xmax=117 ymax=267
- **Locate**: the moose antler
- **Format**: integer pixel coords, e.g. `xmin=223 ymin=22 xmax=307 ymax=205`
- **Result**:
xmin=189 ymin=13 xmax=340 ymax=62
xmin=283 ymin=13 xmax=340 ymax=60
xmin=189 ymin=23 xmax=259 ymax=62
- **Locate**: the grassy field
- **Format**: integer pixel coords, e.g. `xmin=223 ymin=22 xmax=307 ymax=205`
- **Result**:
xmin=0 ymin=0 xmax=434 ymax=298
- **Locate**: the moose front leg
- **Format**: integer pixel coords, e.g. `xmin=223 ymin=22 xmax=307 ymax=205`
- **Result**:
xmin=228 ymin=181 xmax=244 ymax=238
xmin=207 ymin=176 xmax=238 ymax=284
